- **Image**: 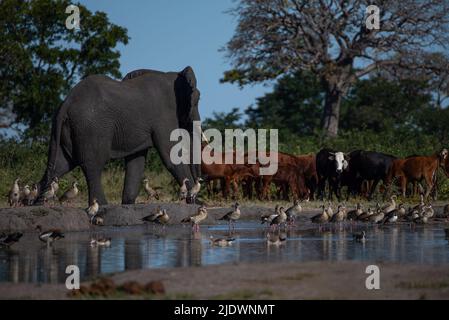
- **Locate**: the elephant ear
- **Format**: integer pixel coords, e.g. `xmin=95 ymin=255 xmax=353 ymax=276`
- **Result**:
xmin=177 ymin=66 xmax=200 ymax=129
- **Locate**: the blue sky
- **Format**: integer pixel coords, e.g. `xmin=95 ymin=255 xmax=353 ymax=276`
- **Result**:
xmin=77 ymin=0 xmax=272 ymax=120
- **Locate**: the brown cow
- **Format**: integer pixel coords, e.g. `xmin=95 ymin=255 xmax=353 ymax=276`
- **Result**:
xmin=386 ymin=149 xmax=449 ymax=198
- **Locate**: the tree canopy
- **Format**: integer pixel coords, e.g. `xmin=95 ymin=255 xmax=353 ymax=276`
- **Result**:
xmin=0 ymin=0 xmax=129 ymax=138
xmin=222 ymin=0 xmax=449 ymax=137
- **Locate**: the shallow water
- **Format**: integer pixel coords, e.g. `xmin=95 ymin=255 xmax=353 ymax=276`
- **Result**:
xmin=1 ymin=220 xmax=449 ymax=284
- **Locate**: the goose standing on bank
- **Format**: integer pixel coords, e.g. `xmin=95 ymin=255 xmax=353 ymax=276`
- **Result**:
xmin=28 ymin=184 xmax=39 ymax=205
xmin=179 ymin=178 xmax=189 ymax=201
xmin=181 ymin=205 xmax=208 ymax=232
xmin=86 ymin=198 xmax=99 ymax=217
xmin=189 ymin=178 xmax=203 ymax=204
xmin=285 ymin=200 xmax=302 ymax=226
xmin=358 ymin=208 xmax=374 ymax=222
xmin=330 ymin=205 xmax=347 ymax=223
xmin=347 ymin=203 xmax=363 ymax=221
xmin=0 ymin=232 xmax=23 ymax=248
xmin=51 ymin=177 xmax=59 ymax=194
xmin=143 ymin=178 xmax=160 ymax=201
xmin=43 ymin=183 xmax=56 ymax=205
xmin=382 ymin=195 xmax=397 ymax=214
xmin=59 ymin=181 xmax=79 ymax=206
xmin=218 ymin=202 xmax=241 ymax=231
xmin=311 ymin=205 xmax=330 ymax=225
xmin=209 ymin=235 xmax=235 ymax=247
xmin=20 ymin=185 xmax=31 ymax=206
xmin=36 ymin=225 xmax=64 ymax=245
xmin=142 ymin=207 xmax=170 ymax=229
xmin=8 ymin=178 xmax=20 ymax=207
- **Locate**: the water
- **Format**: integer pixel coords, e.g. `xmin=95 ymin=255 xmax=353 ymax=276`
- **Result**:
xmin=1 ymin=220 xmax=449 ymax=284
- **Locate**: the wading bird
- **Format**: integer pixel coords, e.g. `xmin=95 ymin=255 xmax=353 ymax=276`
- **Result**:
xmin=218 ymin=202 xmax=241 ymax=231
xmin=36 ymin=225 xmax=64 ymax=245
xmin=181 ymin=205 xmax=208 ymax=232
xmin=59 ymin=181 xmax=79 ymax=206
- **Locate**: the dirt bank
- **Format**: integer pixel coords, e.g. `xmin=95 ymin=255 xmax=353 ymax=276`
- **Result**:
xmin=0 ymin=203 xmax=279 ymax=232
xmin=1 ymin=261 xmax=448 ymax=299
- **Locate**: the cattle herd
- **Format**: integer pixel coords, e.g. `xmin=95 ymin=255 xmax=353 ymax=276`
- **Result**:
xmin=202 ymin=148 xmax=449 ymax=202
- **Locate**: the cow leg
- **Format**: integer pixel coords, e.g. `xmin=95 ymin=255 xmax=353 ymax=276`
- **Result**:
xmin=368 ymin=179 xmax=380 ymax=201
xmin=400 ymin=176 xmax=407 ymax=198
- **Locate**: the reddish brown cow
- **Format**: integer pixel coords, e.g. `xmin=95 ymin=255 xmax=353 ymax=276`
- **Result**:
xmin=386 ymin=149 xmax=449 ymax=198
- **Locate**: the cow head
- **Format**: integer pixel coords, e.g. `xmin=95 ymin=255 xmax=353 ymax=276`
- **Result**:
xmin=440 ymin=148 xmax=449 ymax=177
xmin=328 ymin=152 xmax=350 ymax=174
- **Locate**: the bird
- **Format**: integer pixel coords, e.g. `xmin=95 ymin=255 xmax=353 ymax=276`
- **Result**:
xmin=382 ymin=211 xmax=398 ymax=224
xmin=369 ymin=210 xmax=384 ymax=224
xmin=358 ymin=208 xmax=374 ymax=222
xmin=266 ymin=233 xmax=287 ymax=246
xmin=261 ymin=205 xmax=279 ymax=225
xmin=325 ymin=201 xmax=334 ymax=219
xmin=90 ymin=214 xmax=105 ymax=226
xmin=411 ymin=194 xmax=425 ymax=213
xmin=422 ymin=204 xmax=434 ymax=219
xmin=90 ymin=237 xmax=111 ymax=247
xmin=311 ymin=205 xmax=330 ymax=224
xmin=51 ymin=177 xmax=59 ymax=194
xmin=413 ymin=215 xmax=428 ymax=224
xmin=181 ymin=205 xmax=208 ymax=232
xmin=218 ymin=202 xmax=241 ymax=230
xmin=330 ymin=205 xmax=346 ymax=223
xmin=270 ymin=206 xmax=287 ymax=229
xmin=36 ymin=225 xmax=64 ymax=245
xmin=27 ymin=184 xmax=39 ymax=205
xmin=0 ymin=232 xmax=23 ymax=248
xmin=347 ymin=203 xmax=363 ymax=221
xmin=8 ymin=178 xmax=20 ymax=207
xmin=86 ymin=198 xmax=99 ymax=216
xmin=142 ymin=207 xmax=164 ymax=223
xmin=19 ymin=184 xmax=31 ymax=206
xmin=142 ymin=207 xmax=170 ymax=228
xmin=179 ymin=178 xmax=189 ymax=201
xmin=143 ymin=178 xmax=160 ymax=201
xmin=285 ymin=199 xmax=302 ymax=225
xmin=59 ymin=181 xmax=79 ymax=205
xmin=382 ymin=195 xmax=397 ymax=214
xmin=42 ymin=183 xmax=56 ymax=205
xmin=209 ymin=236 xmax=235 ymax=247
xmin=189 ymin=178 xmax=203 ymax=204
xmin=353 ymin=231 xmax=366 ymax=243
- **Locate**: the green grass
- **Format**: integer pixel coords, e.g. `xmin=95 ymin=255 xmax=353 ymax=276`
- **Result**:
xmin=1 ymin=132 xmax=449 ymax=208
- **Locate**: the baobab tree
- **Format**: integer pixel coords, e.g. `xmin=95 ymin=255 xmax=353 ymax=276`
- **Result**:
xmin=222 ymin=0 xmax=449 ymax=137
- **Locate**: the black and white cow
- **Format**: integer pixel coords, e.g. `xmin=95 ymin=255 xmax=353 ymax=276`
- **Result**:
xmin=316 ymin=148 xmax=350 ymax=200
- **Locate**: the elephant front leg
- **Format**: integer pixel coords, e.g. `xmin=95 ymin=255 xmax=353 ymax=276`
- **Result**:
xmin=122 ymin=150 xmax=147 ymax=204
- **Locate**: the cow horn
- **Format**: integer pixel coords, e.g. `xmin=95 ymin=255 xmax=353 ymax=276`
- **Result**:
xmin=201 ymin=129 xmax=210 ymax=144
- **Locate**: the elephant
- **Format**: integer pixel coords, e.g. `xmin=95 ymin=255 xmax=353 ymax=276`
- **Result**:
xmin=35 ymin=66 xmax=201 ymax=205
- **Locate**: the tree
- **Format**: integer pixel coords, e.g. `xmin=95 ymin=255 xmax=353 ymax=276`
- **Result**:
xmin=202 ymin=107 xmax=243 ymax=133
xmin=0 ymin=0 xmax=129 ymax=138
xmin=246 ymin=71 xmax=323 ymax=136
xmin=222 ymin=0 xmax=449 ymax=137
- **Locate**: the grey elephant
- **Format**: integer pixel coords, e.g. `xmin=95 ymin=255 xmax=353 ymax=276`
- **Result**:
xmin=36 ymin=66 xmax=201 ymax=205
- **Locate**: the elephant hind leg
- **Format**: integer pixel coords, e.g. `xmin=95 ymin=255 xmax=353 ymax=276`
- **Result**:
xmin=81 ymin=164 xmax=107 ymax=205
xmin=122 ymin=150 xmax=147 ymax=204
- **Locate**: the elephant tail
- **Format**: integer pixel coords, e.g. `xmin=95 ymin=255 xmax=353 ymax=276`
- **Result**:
xmin=35 ymin=99 xmax=72 ymax=204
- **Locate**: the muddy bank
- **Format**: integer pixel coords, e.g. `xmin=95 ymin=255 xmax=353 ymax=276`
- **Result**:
xmin=1 ymin=261 xmax=449 ymax=299
xmin=0 ymin=203 xmax=280 ymax=232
